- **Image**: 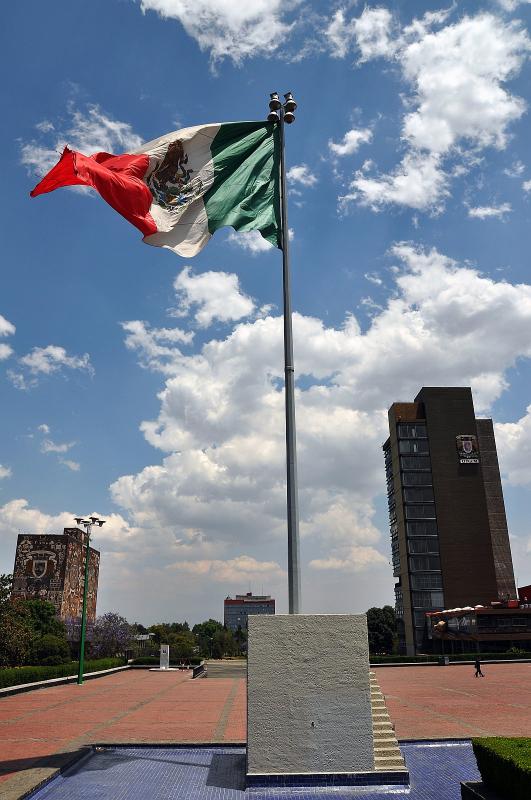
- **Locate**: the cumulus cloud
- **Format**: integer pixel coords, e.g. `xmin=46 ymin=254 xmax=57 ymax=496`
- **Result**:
xmin=226 ymin=230 xmax=275 ymax=254
xmin=20 ymin=104 xmax=142 ymax=177
xmin=329 ymin=127 xmax=373 ymax=157
xmin=326 ymin=7 xmax=396 ymax=62
xmin=0 ymin=465 xmax=12 ymax=480
xmin=339 ymin=12 xmax=530 ymax=213
xmin=344 ymin=152 xmax=448 ymax=212
xmin=286 ymin=164 xmax=317 ymax=186
xmin=496 ymin=406 xmax=531 ymax=488
xmin=167 ymin=555 xmax=285 ymax=582
xmin=523 ymin=179 xmax=531 ymax=193
xmin=5 ymin=244 xmax=531 ymax=614
xmin=172 ymin=267 xmax=255 ymax=327
xmin=8 ymin=345 xmax=93 ymax=390
xmin=122 ymin=320 xmax=193 ymax=374
xmin=105 ymin=243 xmax=531 ymax=595
xmin=353 ymin=6 xmax=396 ymax=62
xmin=0 ymin=314 xmax=15 ymax=361
xmin=139 ymin=0 xmax=297 ymax=65
xmin=468 ymin=203 xmax=512 ymax=219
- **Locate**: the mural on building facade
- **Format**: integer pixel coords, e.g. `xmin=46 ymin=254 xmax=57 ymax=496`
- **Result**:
xmin=12 ymin=529 xmax=100 ymax=638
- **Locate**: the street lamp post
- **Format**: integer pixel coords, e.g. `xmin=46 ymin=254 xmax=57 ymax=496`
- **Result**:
xmin=267 ymin=92 xmax=301 ymax=614
xmin=74 ymin=515 xmax=106 ymax=685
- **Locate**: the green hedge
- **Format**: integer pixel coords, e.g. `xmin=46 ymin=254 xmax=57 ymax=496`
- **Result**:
xmin=472 ymin=738 xmax=531 ymax=800
xmin=0 ymin=658 xmax=126 ymax=689
xmin=370 ymin=651 xmax=531 ymax=664
xmin=130 ymin=656 xmax=202 ymax=666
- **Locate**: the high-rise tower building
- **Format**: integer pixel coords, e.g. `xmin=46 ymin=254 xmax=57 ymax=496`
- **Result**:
xmin=383 ymin=387 xmax=516 ymax=655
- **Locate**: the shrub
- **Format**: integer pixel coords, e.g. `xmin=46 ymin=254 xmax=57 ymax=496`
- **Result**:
xmin=30 ymin=634 xmax=71 ymax=666
xmin=472 ymin=738 xmax=531 ymax=800
xmin=0 ymin=657 xmax=126 ymax=689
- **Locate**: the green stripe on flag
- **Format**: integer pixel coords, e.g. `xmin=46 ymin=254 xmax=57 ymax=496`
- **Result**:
xmin=204 ymin=121 xmax=281 ymax=249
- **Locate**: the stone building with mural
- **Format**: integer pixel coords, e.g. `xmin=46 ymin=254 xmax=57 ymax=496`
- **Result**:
xmin=12 ymin=527 xmax=100 ymax=640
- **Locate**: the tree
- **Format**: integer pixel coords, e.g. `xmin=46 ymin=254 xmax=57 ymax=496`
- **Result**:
xmin=90 ymin=612 xmax=132 ymax=658
xmin=234 ymin=625 xmax=247 ymax=655
xmin=192 ymin=619 xmax=225 ymax=657
xmin=30 ymin=634 xmax=71 ymax=666
xmin=366 ymin=606 xmax=397 ymax=654
xmin=0 ymin=574 xmax=33 ymax=667
xmin=167 ymin=631 xmax=196 ymax=660
xmin=24 ymin=599 xmax=68 ymax=639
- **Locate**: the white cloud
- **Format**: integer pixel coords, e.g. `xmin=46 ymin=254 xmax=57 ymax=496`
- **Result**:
xmin=106 ymin=244 xmax=531 ymax=601
xmin=139 ymin=0 xmax=296 ymax=65
xmin=468 ymin=203 xmax=512 ymax=219
xmin=0 ymin=465 xmax=12 ymax=480
xmin=226 ymin=230 xmax=275 ymax=254
xmin=401 ymin=15 xmax=529 ymax=155
xmin=21 ymin=104 xmax=142 ymax=177
xmin=325 ymin=9 xmax=355 ymax=59
xmin=344 ymin=152 xmax=448 ymax=212
xmin=364 ymin=272 xmax=383 ymax=286
xmin=0 ymin=315 xmax=15 ymax=338
xmin=286 ymin=164 xmax=317 ymax=186
xmin=167 ymin=555 xmax=285 ymax=582
xmin=60 ymin=459 xmax=81 ymax=472
xmin=354 ymin=7 xmax=396 ymax=63
xmin=6 ymin=244 xmax=531 ymax=617
xmin=523 ymin=179 xmax=531 ymax=193
xmin=37 ymin=424 xmax=50 ymax=435
xmin=329 ymin=127 xmax=373 ymax=157
xmin=0 ymin=344 xmax=13 ymax=361
xmin=0 ymin=314 xmax=15 ymax=360
xmin=504 ymin=160 xmax=525 ymax=177
xmin=0 ymin=499 xmax=131 ymax=546
xmin=496 ymin=406 xmax=531 ymax=487
xmin=173 ymin=267 xmax=255 ymax=327
xmin=19 ymin=345 xmax=92 ymax=376
xmin=497 ymin=0 xmax=531 ymax=11
xmin=8 ymin=345 xmax=93 ymax=390
xmin=338 ymin=13 xmax=530 ymax=213
xmin=41 ymin=439 xmax=76 ymax=454
xmin=121 ymin=320 xmax=193 ymax=375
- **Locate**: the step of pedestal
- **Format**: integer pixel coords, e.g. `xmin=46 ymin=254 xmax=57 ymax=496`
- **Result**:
xmin=370 ymin=673 xmax=406 ymax=773
xmin=375 ymin=757 xmax=407 ymax=770
xmin=373 ymin=733 xmax=396 ymax=744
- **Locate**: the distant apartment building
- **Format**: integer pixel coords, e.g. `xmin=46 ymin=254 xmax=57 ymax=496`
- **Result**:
xmin=383 ymin=387 xmax=516 ymax=655
xmin=224 ymin=592 xmax=275 ymax=632
xmin=12 ymin=527 xmax=100 ymax=637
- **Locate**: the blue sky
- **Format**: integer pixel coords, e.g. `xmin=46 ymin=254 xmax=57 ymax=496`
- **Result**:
xmin=2 ymin=0 xmax=531 ymax=624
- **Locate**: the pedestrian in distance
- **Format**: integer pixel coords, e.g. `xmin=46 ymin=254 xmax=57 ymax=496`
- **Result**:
xmin=474 ymin=657 xmax=484 ymax=677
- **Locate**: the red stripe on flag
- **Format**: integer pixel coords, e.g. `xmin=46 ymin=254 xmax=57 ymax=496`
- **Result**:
xmin=30 ymin=147 xmax=157 ymax=237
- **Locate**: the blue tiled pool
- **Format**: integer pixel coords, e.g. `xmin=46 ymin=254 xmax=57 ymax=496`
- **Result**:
xmin=28 ymin=741 xmax=480 ymax=800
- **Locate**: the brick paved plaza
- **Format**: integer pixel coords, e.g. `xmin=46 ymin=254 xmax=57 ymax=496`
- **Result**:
xmin=0 ymin=661 xmax=529 ymax=799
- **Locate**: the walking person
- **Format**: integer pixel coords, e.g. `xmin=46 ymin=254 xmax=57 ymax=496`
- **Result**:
xmin=474 ymin=657 xmax=484 ymax=677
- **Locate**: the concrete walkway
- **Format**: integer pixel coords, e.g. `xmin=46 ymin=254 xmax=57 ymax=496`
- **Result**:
xmin=376 ymin=661 xmax=531 ymax=739
xmin=0 ymin=663 xmax=246 ymax=799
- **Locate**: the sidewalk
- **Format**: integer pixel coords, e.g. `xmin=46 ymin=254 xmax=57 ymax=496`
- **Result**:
xmin=0 ymin=668 xmax=245 ymax=800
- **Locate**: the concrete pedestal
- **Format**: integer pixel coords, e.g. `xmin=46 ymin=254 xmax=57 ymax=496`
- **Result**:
xmin=247 ymin=614 xmax=374 ymax=779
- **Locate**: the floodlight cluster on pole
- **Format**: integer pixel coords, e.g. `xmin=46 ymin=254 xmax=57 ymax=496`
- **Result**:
xmin=74 ymin=515 xmax=105 ymax=684
xmin=266 ymin=92 xmax=301 ymax=615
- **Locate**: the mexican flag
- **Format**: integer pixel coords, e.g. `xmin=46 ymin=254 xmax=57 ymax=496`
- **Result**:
xmin=30 ymin=121 xmax=281 ymax=257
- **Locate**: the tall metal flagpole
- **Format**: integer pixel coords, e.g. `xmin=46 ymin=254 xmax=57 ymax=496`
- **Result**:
xmin=268 ymin=92 xmax=301 ymax=614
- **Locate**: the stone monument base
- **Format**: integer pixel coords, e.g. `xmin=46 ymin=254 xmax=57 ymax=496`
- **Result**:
xmin=148 ymin=667 xmax=179 ymax=672
xmin=247 ymin=614 xmax=376 ymax=781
